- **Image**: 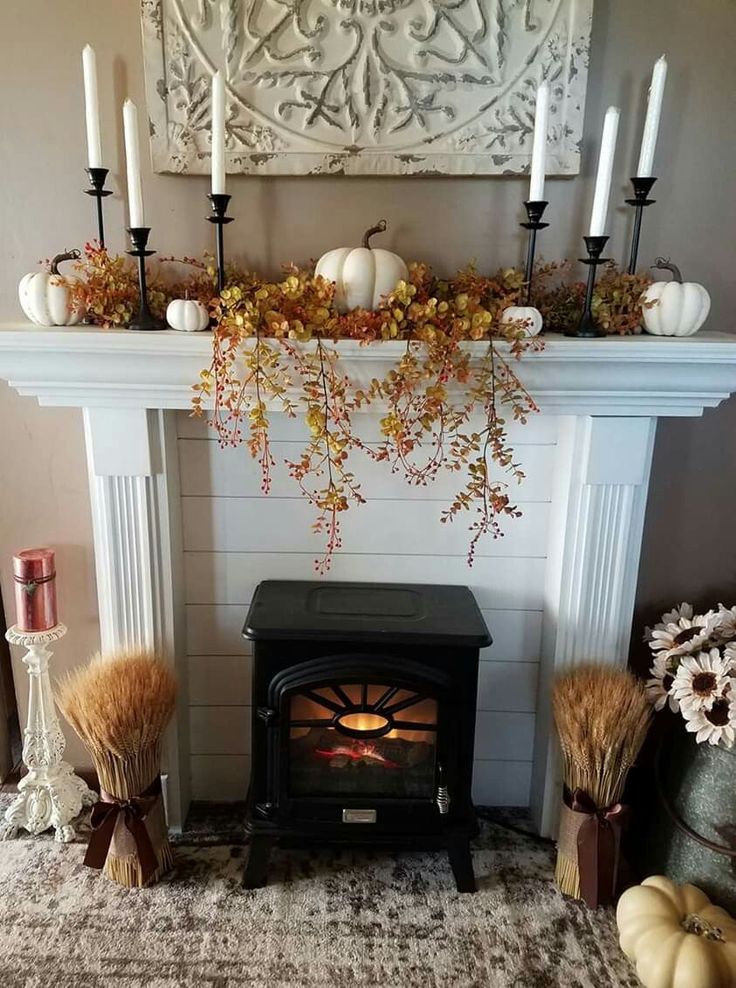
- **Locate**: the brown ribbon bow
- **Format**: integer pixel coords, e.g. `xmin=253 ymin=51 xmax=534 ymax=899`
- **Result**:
xmin=565 ymin=786 xmax=628 ymax=909
xmin=84 ymin=775 xmax=161 ymax=885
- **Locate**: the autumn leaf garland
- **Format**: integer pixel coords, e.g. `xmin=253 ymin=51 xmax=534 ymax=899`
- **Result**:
xmin=66 ymin=245 xmax=652 ymax=571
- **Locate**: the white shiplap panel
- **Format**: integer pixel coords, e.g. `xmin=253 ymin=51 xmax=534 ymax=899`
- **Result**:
xmin=189 ymin=706 xmax=251 ymax=755
xmin=177 ymin=410 xmax=559 ymax=446
xmin=179 ymin=439 xmax=555 ymax=502
xmin=190 ymin=753 xmax=531 ymax=805
xmin=182 ymin=496 xmax=549 ymax=556
xmin=480 ymin=608 xmax=542 ymax=662
xmin=191 ymin=754 xmax=251 ymax=801
xmin=474 ymin=711 xmax=535 ymax=761
xmin=188 ymin=655 xmax=252 ymax=705
xmin=183 ymin=551 xmax=546 ymax=612
xmin=185 ymin=603 xmax=541 ymax=662
xmin=472 ymin=760 xmax=532 ymax=806
xmin=476 ymin=661 xmax=539 ymax=713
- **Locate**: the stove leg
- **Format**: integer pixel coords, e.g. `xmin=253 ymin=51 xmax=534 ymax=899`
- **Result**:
xmin=243 ymin=835 xmax=273 ymax=889
xmin=447 ymin=838 xmax=476 ymax=893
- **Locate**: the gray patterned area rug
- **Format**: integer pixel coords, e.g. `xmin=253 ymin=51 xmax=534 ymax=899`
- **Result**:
xmin=0 ymin=802 xmax=638 ymax=988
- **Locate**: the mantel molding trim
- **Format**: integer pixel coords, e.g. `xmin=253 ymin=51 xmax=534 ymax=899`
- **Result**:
xmin=2 ymin=325 xmax=736 ymax=417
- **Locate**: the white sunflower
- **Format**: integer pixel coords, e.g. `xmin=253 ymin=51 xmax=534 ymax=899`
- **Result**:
xmin=683 ymin=682 xmax=736 ymax=748
xmin=646 ymin=653 xmax=680 ymax=712
xmin=714 ymin=603 xmax=736 ymax=644
xmin=672 ymin=649 xmax=733 ymax=712
xmin=648 ymin=610 xmax=720 ymax=659
xmin=724 ymin=641 xmax=736 ymax=671
xmin=643 ymin=602 xmax=693 ymax=643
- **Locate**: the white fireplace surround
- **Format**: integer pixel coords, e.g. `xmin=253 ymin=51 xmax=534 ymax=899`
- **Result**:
xmin=3 ymin=325 xmax=736 ymax=835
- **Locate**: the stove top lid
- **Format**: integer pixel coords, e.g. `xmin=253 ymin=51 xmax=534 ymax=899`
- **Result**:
xmin=243 ymin=580 xmax=491 ymax=646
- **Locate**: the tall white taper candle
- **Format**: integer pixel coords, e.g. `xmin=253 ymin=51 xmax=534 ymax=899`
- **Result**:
xmin=588 ymin=106 xmax=620 ymax=237
xmin=529 ymin=81 xmax=549 ymax=201
xmin=82 ymin=45 xmax=102 ymax=169
xmin=211 ymin=71 xmax=226 ymax=195
xmin=636 ymin=55 xmax=667 ymax=178
xmin=122 ymin=99 xmax=145 ymax=228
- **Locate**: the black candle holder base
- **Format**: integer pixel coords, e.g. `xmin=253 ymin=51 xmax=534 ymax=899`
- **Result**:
xmin=126 ymin=227 xmax=166 ymax=332
xmin=565 ymin=235 xmax=609 ymax=339
xmin=626 ymin=176 xmax=657 ymax=274
xmin=568 ymin=312 xmax=606 ymax=339
xmin=207 ymin=193 xmax=234 ymax=293
xmin=85 ymin=167 xmax=112 ymax=248
xmin=128 ymin=310 xmax=166 ymax=333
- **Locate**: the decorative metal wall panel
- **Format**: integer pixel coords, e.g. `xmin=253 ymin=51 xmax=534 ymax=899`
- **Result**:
xmin=141 ymin=0 xmax=593 ymax=176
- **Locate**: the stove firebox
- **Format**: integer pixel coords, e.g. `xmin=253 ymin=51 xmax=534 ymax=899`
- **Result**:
xmin=242 ymin=581 xmax=491 ymax=892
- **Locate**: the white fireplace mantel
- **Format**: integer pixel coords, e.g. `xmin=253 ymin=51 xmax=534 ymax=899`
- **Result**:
xmin=2 ymin=323 xmax=736 ymax=834
xmin=2 ymin=325 xmax=736 ymax=416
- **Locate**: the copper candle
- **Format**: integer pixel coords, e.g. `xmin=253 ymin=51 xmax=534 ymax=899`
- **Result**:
xmin=12 ymin=548 xmax=58 ymax=632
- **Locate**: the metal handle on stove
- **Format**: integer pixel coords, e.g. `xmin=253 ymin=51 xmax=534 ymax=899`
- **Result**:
xmin=436 ymin=763 xmax=450 ymax=815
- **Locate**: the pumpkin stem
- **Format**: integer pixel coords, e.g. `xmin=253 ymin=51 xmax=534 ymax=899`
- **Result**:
xmin=681 ymin=913 xmax=725 ymax=941
xmin=362 ymin=220 xmax=388 ymax=249
xmin=49 ymin=249 xmax=82 ymax=276
xmin=652 ymin=257 xmax=683 ymax=283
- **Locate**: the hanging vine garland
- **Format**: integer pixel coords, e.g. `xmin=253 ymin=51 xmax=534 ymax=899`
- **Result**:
xmin=66 ymin=245 xmax=653 ymax=571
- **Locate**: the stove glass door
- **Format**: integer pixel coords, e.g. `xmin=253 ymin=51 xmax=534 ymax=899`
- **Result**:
xmin=287 ymin=683 xmax=438 ymax=799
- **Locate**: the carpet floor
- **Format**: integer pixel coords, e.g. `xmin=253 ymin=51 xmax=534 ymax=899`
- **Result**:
xmin=0 ymin=800 xmax=638 ymax=988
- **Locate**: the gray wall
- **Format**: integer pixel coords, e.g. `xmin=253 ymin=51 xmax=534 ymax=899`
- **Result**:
xmin=0 ymin=0 xmax=735 ymax=734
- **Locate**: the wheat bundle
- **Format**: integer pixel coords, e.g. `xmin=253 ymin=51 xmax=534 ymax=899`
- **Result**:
xmin=552 ymin=663 xmax=652 ymax=905
xmin=57 ymin=651 xmax=177 ymax=888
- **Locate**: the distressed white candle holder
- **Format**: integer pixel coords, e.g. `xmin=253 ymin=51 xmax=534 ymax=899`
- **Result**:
xmin=2 ymin=624 xmax=97 ymax=842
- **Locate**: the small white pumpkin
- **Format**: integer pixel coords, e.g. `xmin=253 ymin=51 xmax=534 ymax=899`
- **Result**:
xmin=315 ymin=220 xmax=408 ymax=313
xmin=641 ymin=258 xmax=711 ymax=336
xmin=166 ymin=298 xmax=210 ymax=332
xmin=18 ymin=250 xmax=83 ymax=326
xmin=500 ymin=306 xmax=543 ymax=337
xmin=616 ymin=875 xmax=736 ymax=988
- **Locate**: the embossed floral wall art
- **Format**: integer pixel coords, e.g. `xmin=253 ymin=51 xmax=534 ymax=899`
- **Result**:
xmin=141 ymin=0 xmax=593 ymax=176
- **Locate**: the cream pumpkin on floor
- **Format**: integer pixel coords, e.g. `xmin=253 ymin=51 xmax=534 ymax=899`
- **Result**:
xmin=315 ymin=220 xmax=408 ymax=313
xmin=616 ymin=875 xmax=736 ymax=988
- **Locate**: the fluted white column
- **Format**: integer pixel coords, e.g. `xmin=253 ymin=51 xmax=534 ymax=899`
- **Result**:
xmin=531 ymin=415 xmax=657 ymax=836
xmin=82 ymin=407 xmax=189 ymax=829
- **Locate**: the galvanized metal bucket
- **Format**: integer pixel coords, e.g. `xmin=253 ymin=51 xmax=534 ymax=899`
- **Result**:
xmin=647 ymin=725 xmax=736 ymax=912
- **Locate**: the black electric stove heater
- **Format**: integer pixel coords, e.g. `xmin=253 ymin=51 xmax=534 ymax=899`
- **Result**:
xmin=241 ymin=580 xmax=491 ymax=892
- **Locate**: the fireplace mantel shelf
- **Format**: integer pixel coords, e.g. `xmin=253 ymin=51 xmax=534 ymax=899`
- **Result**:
xmin=1 ymin=324 xmax=736 ymax=416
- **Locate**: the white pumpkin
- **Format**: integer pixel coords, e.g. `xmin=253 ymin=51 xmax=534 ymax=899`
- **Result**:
xmin=166 ymin=298 xmax=210 ymax=332
xmin=617 ymin=875 xmax=736 ymax=988
xmin=500 ymin=306 xmax=543 ymax=337
xmin=18 ymin=250 xmax=83 ymax=326
xmin=641 ymin=258 xmax=711 ymax=337
xmin=315 ymin=220 xmax=408 ymax=313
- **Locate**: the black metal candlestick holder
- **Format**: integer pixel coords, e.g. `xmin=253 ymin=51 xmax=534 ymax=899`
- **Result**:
xmin=84 ymin=167 xmax=112 ymax=248
xmin=625 ymin=176 xmax=657 ymax=274
xmin=566 ymin=235 xmax=609 ymax=338
xmin=207 ymin=193 xmax=233 ymax=293
xmin=521 ymin=200 xmax=549 ymax=305
xmin=126 ymin=227 xmax=166 ymax=331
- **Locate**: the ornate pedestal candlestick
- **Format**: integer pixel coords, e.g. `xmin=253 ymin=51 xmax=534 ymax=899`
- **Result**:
xmin=521 ymin=200 xmax=549 ymax=304
xmin=2 ymin=624 xmax=97 ymax=842
xmin=126 ymin=227 xmax=166 ymax=331
xmin=84 ymin=167 xmax=112 ymax=248
xmin=207 ymin=193 xmax=233 ymax=294
xmin=626 ymin=176 xmax=657 ymax=274
xmin=566 ymin=235 xmax=609 ymax=338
